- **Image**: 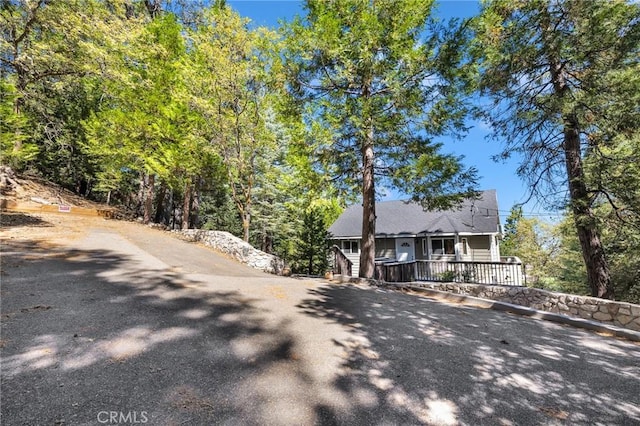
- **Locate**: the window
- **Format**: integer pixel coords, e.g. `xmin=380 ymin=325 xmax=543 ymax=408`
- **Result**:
xmin=431 ymin=238 xmax=455 ymax=255
xmin=461 ymin=238 xmax=468 ymax=255
xmin=342 ymin=240 xmax=359 ymax=254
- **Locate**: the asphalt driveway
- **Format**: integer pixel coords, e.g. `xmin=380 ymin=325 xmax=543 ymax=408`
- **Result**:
xmin=1 ymin=215 xmax=639 ymax=425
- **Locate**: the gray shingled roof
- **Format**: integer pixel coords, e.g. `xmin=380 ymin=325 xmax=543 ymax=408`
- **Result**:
xmin=329 ymin=189 xmax=500 ymax=237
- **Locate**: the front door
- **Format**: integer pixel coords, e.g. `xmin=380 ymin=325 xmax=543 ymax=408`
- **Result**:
xmin=395 ymin=238 xmax=415 ymax=262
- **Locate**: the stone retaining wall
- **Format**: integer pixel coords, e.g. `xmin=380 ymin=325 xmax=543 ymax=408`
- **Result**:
xmin=177 ymin=230 xmax=285 ymax=275
xmin=409 ymin=282 xmax=640 ymax=331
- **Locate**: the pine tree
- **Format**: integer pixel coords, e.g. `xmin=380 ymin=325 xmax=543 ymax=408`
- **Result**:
xmin=473 ymin=0 xmax=640 ymax=298
xmin=284 ymin=0 xmax=478 ymax=278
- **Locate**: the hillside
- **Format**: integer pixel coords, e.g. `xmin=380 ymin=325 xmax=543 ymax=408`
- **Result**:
xmin=0 ymin=166 xmax=115 ymax=214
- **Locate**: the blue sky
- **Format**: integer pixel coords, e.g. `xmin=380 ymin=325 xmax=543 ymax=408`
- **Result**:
xmin=227 ymin=0 xmax=559 ymax=222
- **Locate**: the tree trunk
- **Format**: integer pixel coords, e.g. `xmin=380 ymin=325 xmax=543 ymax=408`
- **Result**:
xmin=562 ymin=114 xmax=613 ymax=299
xmin=259 ymin=218 xmax=273 ymax=253
xmin=144 ymin=0 xmax=162 ymax=18
xmin=143 ymin=173 xmax=154 ymax=224
xmin=137 ymin=171 xmax=146 ymax=216
xmin=543 ymin=31 xmax=614 ymax=298
xmin=242 ymin=212 xmax=250 ymax=242
xmin=154 ymin=182 xmax=167 ymax=224
xmin=359 ymin=117 xmax=376 ymax=279
xmin=191 ymin=179 xmax=201 ymax=228
xmin=264 ymin=233 xmax=273 ymax=254
xmin=12 ymin=72 xmax=26 ymax=155
xmin=182 ymin=180 xmax=192 ymax=230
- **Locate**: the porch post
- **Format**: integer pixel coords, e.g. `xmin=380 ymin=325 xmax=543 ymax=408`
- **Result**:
xmin=489 ymin=235 xmax=498 ymax=262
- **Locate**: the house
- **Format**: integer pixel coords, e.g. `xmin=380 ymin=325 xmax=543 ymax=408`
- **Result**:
xmin=329 ymin=190 xmax=503 ymax=278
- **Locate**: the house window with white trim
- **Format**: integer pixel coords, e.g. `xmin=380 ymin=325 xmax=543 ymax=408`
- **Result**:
xmin=431 ymin=238 xmax=455 ymax=255
xmin=342 ymin=240 xmax=359 ymax=254
xmin=461 ymin=238 xmax=468 ymax=255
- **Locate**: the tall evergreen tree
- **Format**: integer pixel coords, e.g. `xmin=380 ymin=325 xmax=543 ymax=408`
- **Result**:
xmin=296 ymin=206 xmax=330 ymax=275
xmin=473 ymin=0 xmax=640 ymax=299
xmin=84 ymin=13 xmax=196 ymax=223
xmin=0 ymin=0 xmax=128 ymax=180
xmin=500 ymin=206 xmax=524 ymax=257
xmin=187 ymin=5 xmax=281 ymax=241
xmin=284 ymin=0 xmax=478 ymax=278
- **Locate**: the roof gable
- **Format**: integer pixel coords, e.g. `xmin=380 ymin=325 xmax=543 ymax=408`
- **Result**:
xmin=329 ymin=190 xmax=500 ymax=237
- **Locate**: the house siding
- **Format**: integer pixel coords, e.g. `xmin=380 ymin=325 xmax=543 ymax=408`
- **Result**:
xmin=461 ymin=235 xmax=493 ymax=262
xmin=345 ymin=252 xmax=360 ymax=277
xmin=333 ymin=238 xmax=398 ymax=277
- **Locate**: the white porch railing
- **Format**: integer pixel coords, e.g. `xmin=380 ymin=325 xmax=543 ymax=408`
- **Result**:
xmin=375 ymin=259 xmax=525 ymax=286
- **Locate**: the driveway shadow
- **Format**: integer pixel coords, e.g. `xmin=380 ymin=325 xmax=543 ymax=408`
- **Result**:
xmin=0 ymin=212 xmax=52 ymax=228
xmin=298 ymin=284 xmax=640 ymax=425
xmin=1 ymin=240 xmax=310 ymax=425
xmin=3 ymin=236 xmax=639 ymax=425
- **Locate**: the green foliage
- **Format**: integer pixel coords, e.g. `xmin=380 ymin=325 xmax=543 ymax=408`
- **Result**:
xmin=2 ymin=0 xmax=638 ymax=298
xmin=84 ymin=11 xmax=221 ymax=219
xmin=440 ymin=270 xmax=457 ymax=282
xmin=32 ymin=78 xmax=105 ymax=191
xmin=284 ymin=0 xmax=479 ymax=277
xmin=596 ymin=206 xmax=640 ymax=304
xmin=551 ymin=216 xmax=589 ymax=295
xmin=472 ymin=0 xmax=640 ymax=298
xmin=1 ymin=0 xmax=346 ymax=259
xmin=504 ymin=207 xmax=640 ymax=303
xmin=500 ymin=206 xmax=523 ymax=257
xmin=283 ymin=0 xmax=478 ymax=206
xmin=473 ymin=0 xmax=640 ymax=200
xmin=585 ymin=132 xmax=640 ymax=230
xmin=185 ymin=5 xmax=282 ymax=240
xmin=292 ymin=206 xmax=331 ymax=275
xmin=500 ymin=205 xmax=565 ymax=289
xmin=547 ymin=208 xmax=640 ymax=303
xmin=0 ymin=0 xmax=114 ymax=179
xmin=0 ymin=81 xmax=36 ymax=167
xmin=199 ymin=193 xmax=243 ymax=235
xmin=85 ymin=13 xmax=188 ymax=175
xmin=473 ymin=0 xmax=640 ymax=213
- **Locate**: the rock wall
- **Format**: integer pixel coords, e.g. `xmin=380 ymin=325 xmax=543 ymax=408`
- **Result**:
xmin=407 ymin=282 xmax=640 ymax=331
xmin=178 ymin=230 xmax=285 ymax=275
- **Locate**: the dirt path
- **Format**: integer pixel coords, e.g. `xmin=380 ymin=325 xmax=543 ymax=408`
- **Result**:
xmin=1 ymin=211 xmax=101 ymax=244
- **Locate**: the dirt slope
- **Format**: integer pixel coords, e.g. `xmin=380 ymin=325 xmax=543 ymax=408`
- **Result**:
xmin=0 ymin=166 xmax=108 ymax=210
xmin=0 ymin=167 xmax=121 ymax=247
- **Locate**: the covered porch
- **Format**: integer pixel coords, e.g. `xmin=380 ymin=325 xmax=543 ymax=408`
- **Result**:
xmin=330 ymin=245 xmax=525 ymax=286
xmin=374 ymin=258 xmax=525 ymax=286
